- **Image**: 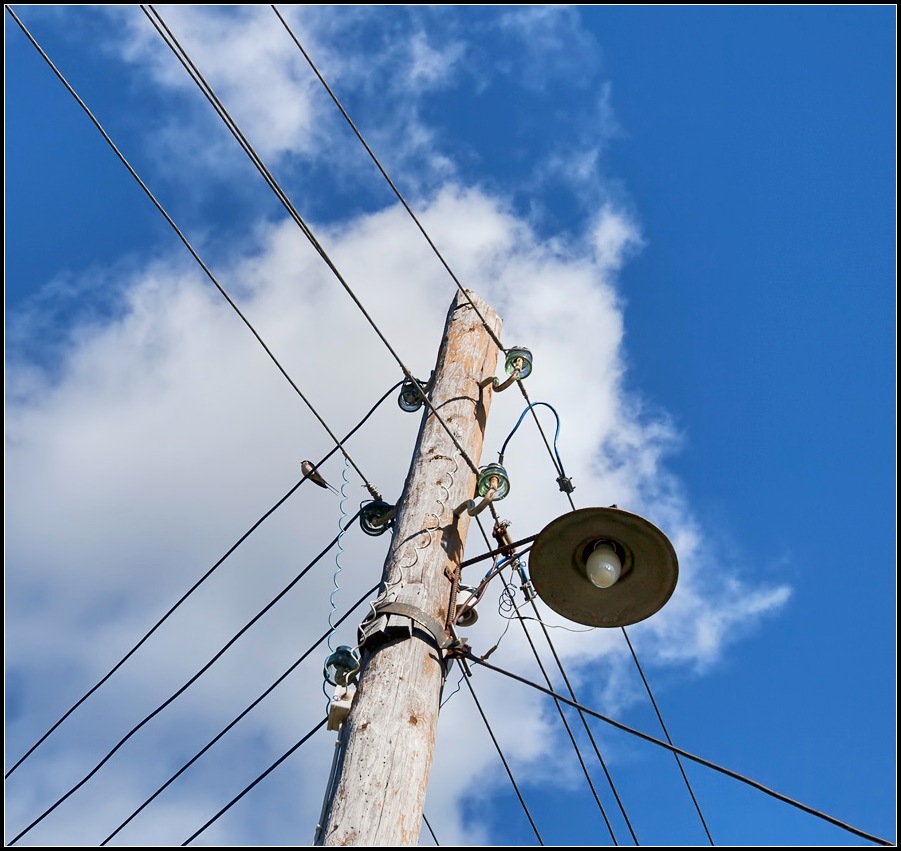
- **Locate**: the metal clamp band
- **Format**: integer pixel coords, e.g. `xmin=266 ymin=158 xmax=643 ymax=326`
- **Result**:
xmin=364 ymin=599 xmax=453 ymax=650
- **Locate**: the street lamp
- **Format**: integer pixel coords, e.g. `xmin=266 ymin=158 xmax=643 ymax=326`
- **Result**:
xmin=528 ymin=506 xmax=678 ymax=627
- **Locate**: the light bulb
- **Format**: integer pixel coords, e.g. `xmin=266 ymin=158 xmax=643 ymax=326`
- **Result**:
xmin=586 ymin=542 xmax=622 ymax=589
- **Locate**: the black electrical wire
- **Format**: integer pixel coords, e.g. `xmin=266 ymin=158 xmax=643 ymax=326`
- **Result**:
xmin=4 ymin=380 xmax=402 ymax=780
xmin=6 ymin=511 xmax=361 ymax=847
xmin=474 ymin=516 xmax=638 ymax=842
xmin=501 ymin=574 xmax=641 ymax=845
xmin=181 ymin=717 xmax=329 ymax=846
xmin=470 ymin=518 xmax=622 ymax=844
xmin=505 ymin=583 xmax=622 ymax=843
xmin=8 ymin=10 xmax=545 ymax=843
xmin=422 ymin=814 xmax=440 ymax=846
xmin=473 ymin=441 xmax=704 ymax=847
xmin=143 ymin=4 xmax=484 ymax=482
xmin=620 ymin=626 xmax=714 ymax=845
xmin=4 ymin=5 xmax=381 ymax=500
xmin=100 ymin=582 xmax=380 ymax=845
xmin=492 ymin=512 xmax=711 ymax=844
xmin=269 ymin=5 xmax=506 ymax=356
xmin=551 ymin=474 xmax=712 ymax=839
xmin=272 ymin=5 xmax=575 ymax=506
xmin=459 ymin=663 xmax=544 ymax=846
xmin=501 ymin=571 xmax=638 ymax=845
xmin=479 ymin=520 xmax=712 ymax=844
xmin=500 ymin=399 xmax=710 ymax=838
xmin=464 ymin=652 xmax=895 ymax=848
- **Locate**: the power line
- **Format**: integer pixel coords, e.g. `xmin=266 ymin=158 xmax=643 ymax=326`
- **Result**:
xmin=4 ymin=3 xmax=381 ymax=501
xmin=504 ymin=572 xmax=639 ymax=845
xmin=464 ymin=652 xmax=895 ymax=848
xmin=280 ymin=20 xmax=682 ymax=821
xmin=301 ymin=0 xmax=708 ymax=815
xmin=497 ymin=396 xmax=710 ymax=838
xmin=9 ymin=12 xmax=521 ymax=842
xmin=142 ymin=3 xmax=484 ymax=482
xmin=272 ymin=5 xmax=575 ymax=505
xmin=7 ymin=511 xmax=361 ymax=846
xmin=269 ymin=5 xmax=506 ymax=357
xmin=4 ymin=380 xmax=402 ymax=780
xmin=459 ymin=664 xmax=544 ymax=846
xmin=181 ymin=717 xmax=329 ymax=846
xmin=470 ymin=518 xmax=624 ymax=844
xmin=422 ymin=813 xmax=440 ymax=845
xmin=484 ymin=495 xmax=710 ymax=843
xmin=100 ymin=583 xmax=380 ymax=846
xmin=620 ymin=626 xmax=714 ymax=845
xmin=493 ymin=575 xmax=621 ymax=843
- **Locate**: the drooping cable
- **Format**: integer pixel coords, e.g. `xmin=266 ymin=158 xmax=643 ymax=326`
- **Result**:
xmin=4 ymin=380 xmax=402 ymax=780
xmin=498 ymin=393 xmax=711 ymax=839
xmin=4 ymin=5 xmax=381 ymax=500
xmin=272 ymin=6 xmax=572 ymax=500
xmin=100 ymin=583 xmax=380 ymax=846
xmin=471 ymin=518 xmax=621 ymax=844
xmin=519 ymin=574 xmax=639 ymax=844
xmin=498 ymin=401 xmax=575 ymax=501
xmin=516 ymin=384 xmax=577 ymax=511
xmin=459 ymin=663 xmax=544 ymax=846
xmin=181 ymin=717 xmax=329 ymax=846
xmin=7 ymin=512 xmax=361 ymax=846
xmin=620 ymin=626 xmax=714 ymax=845
xmin=142 ymin=4 xmax=483 ymax=481
xmin=499 ymin=575 xmax=621 ymax=844
xmin=499 ymin=402 xmax=561 ymax=468
xmin=464 ymin=652 xmax=895 ymax=848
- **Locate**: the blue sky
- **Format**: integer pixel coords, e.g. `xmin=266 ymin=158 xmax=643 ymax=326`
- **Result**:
xmin=4 ymin=5 xmax=896 ymax=847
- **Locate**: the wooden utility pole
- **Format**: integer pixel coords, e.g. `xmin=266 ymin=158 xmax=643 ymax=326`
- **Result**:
xmin=316 ymin=289 xmax=502 ymax=846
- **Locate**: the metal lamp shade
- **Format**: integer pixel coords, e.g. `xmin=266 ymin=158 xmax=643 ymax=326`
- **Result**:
xmin=529 ymin=506 xmax=678 ymax=627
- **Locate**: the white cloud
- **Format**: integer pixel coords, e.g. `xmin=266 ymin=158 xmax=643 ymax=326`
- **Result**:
xmin=496 ymin=5 xmax=602 ymax=90
xmin=115 ymin=6 xmax=321 ymax=161
xmin=407 ymin=30 xmax=467 ymax=90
